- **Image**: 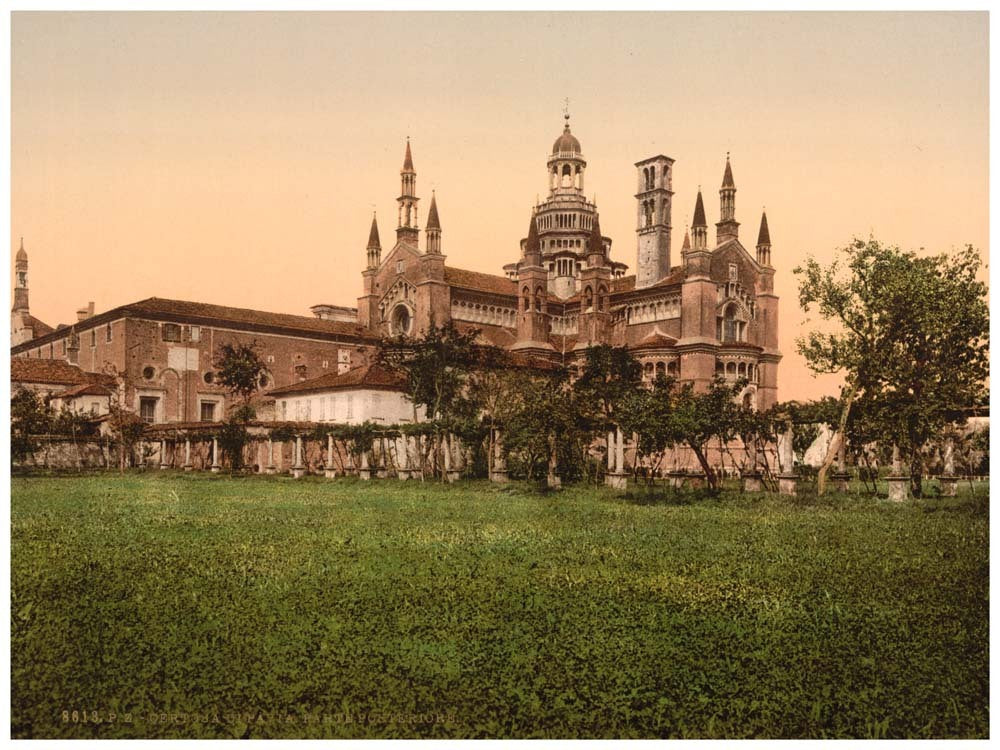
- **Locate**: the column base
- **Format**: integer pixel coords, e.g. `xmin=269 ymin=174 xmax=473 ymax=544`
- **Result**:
xmin=324 ymin=468 xmax=338 ymax=479
xmin=778 ymin=472 xmax=798 ymax=496
xmin=939 ymin=475 xmax=959 ymax=497
xmin=264 ymin=465 xmax=276 ymax=475
xmin=183 ymin=464 xmax=194 ymax=472
xmin=358 ymin=469 xmax=372 ymax=481
xmin=831 ymin=471 xmax=852 ymax=492
xmin=489 ymin=469 xmax=509 ymax=483
xmin=741 ymin=471 xmax=763 ymax=492
xmin=445 ymin=470 xmax=461 ymax=483
xmin=159 ymin=463 xmax=169 ymax=470
xmin=605 ymin=472 xmax=627 ymax=490
xmin=210 ymin=466 xmax=222 ymax=474
xmin=376 ymin=469 xmax=388 ymax=479
xmin=397 ymin=469 xmax=412 ymax=480
xmin=291 ymin=466 xmax=306 ymax=479
xmin=886 ymin=475 xmax=909 ymax=502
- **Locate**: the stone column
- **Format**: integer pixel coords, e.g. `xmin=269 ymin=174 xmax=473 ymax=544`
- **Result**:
xmin=265 ymin=438 xmax=276 ymax=474
xmin=325 ymin=434 xmax=337 ymax=479
xmin=183 ymin=437 xmax=193 ymax=471
xmin=210 ymin=437 xmax=221 ymax=473
xmin=444 ymin=433 xmax=460 ymax=483
xmin=396 ymin=435 xmax=410 ymax=480
xmin=546 ymin=434 xmax=561 ymax=489
xmin=291 ymin=435 xmax=306 ymax=478
xmin=886 ymin=444 xmax=908 ymax=502
xmin=375 ymin=438 xmax=389 ymax=479
xmin=410 ymin=435 xmax=423 ymax=480
xmin=741 ymin=437 xmax=762 ymax=492
xmin=490 ymin=428 xmax=509 ymax=483
xmin=831 ymin=434 xmax=851 ymax=492
xmin=606 ymin=427 xmax=627 ymax=490
xmin=777 ymin=421 xmax=798 ymax=495
xmin=159 ymin=439 xmax=169 ymax=470
xmin=358 ymin=449 xmax=372 ymax=480
xmin=939 ymin=436 xmax=958 ymax=497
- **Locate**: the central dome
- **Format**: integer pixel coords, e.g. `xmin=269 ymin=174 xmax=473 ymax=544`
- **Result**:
xmin=551 ymin=117 xmax=581 ymax=155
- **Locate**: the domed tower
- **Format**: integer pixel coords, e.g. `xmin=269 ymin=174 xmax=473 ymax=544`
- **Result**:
xmin=507 ymin=115 xmax=627 ymax=299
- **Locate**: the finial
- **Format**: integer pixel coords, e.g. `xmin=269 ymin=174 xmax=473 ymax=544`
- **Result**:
xmin=726 ymin=151 xmax=730 ymax=160
xmin=19 ymin=237 xmax=23 ymax=250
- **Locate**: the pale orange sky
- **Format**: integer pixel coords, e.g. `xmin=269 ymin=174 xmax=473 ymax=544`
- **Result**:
xmin=10 ymin=11 xmax=989 ymax=401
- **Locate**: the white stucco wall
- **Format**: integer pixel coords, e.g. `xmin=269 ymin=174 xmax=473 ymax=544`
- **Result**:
xmin=275 ymin=388 xmax=424 ymax=425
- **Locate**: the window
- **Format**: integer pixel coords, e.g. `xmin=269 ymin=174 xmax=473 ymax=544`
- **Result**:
xmin=139 ymin=397 xmax=157 ymax=424
xmin=189 ymin=326 xmax=201 ymax=342
xmin=322 ymin=360 xmax=329 ymax=369
xmin=729 ymin=263 xmax=738 ymax=282
xmin=162 ymin=323 xmax=181 ymax=342
xmin=143 ymin=366 xmax=155 ymax=380
xmin=396 ymin=260 xmax=405 ymax=274
xmin=61 ymin=339 xmax=66 ymax=355
xmin=106 ymin=324 xmax=112 ymax=343
xmin=200 ymin=402 xmax=216 ymax=422
xmin=90 ymin=329 xmax=96 ymax=347
xmin=280 ymin=400 xmax=287 ymax=420
xmin=90 ymin=402 xmax=99 ymax=415
xmin=267 ymin=355 xmax=275 ymax=364
xmin=258 ymin=373 xmax=269 ymax=388
xmin=204 ymin=372 xmax=214 ymax=384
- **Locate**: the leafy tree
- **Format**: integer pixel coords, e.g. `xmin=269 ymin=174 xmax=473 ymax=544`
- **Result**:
xmin=213 ymin=341 xmax=267 ymax=417
xmin=796 ymin=239 xmax=989 ymax=495
xmin=504 ymin=370 xmax=577 ymax=484
xmin=11 ymin=387 xmax=52 ymax=465
xmin=659 ymin=378 xmax=747 ymax=492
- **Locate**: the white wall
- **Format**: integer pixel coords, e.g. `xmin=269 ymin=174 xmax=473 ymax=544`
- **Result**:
xmin=275 ymin=388 xmax=424 ymax=425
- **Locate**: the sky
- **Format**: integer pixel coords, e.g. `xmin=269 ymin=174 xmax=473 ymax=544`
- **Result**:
xmin=10 ymin=11 xmax=989 ymax=401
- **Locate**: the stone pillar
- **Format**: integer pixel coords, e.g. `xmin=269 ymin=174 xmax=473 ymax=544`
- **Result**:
xmin=396 ymin=435 xmax=411 ymax=480
xmin=939 ymin=435 xmax=958 ymax=497
xmin=410 ymin=435 xmax=424 ymax=480
xmin=291 ymin=436 xmax=306 ymax=478
xmin=777 ymin=421 xmax=798 ymax=495
xmin=265 ymin=438 xmax=276 ymax=474
xmin=741 ymin=437 xmax=763 ymax=492
xmin=375 ymin=439 xmax=389 ymax=479
xmin=183 ymin=437 xmax=193 ymax=471
xmin=325 ymin=434 xmax=338 ymax=479
xmin=606 ymin=427 xmax=627 ymax=490
xmin=831 ymin=434 xmax=851 ymax=492
xmin=886 ymin=444 xmax=908 ymax=502
xmin=546 ymin=434 xmax=561 ymax=489
xmin=159 ymin=439 xmax=169 ymax=470
xmin=358 ymin=450 xmax=372 ymax=480
xmin=490 ymin=429 xmax=509 ymax=483
xmin=210 ymin=437 xmax=221 ymax=473
xmin=444 ymin=433 xmax=460 ymax=483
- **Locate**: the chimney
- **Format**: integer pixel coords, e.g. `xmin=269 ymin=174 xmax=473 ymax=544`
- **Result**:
xmin=76 ymin=301 xmax=95 ymax=322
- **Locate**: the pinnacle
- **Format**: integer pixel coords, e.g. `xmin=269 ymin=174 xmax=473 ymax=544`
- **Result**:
xmin=692 ymin=191 xmax=707 ymax=227
xmin=757 ymin=210 xmax=771 ymax=247
xmin=402 ymin=138 xmax=414 ymax=171
xmin=722 ymin=154 xmax=735 ymax=189
xmin=367 ymin=213 xmax=381 ymax=249
xmin=426 ymin=192 xmax=441 ymax=230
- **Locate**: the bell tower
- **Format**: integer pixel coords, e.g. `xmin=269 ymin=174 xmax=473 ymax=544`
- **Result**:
xmin=634 ymin=155 xmax=674 ymax=288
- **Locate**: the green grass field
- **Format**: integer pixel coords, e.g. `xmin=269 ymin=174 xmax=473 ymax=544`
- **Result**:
xmin=10 ymin=474 xmax=989 ymax=738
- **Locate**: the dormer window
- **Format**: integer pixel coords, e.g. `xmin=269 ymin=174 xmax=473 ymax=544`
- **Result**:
xmin=729 ymin=263 xmax=738 ymax=281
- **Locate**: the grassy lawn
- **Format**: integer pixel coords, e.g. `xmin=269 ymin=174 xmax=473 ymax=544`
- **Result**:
xmin=10 ymin=473 xmax=989 ymax=739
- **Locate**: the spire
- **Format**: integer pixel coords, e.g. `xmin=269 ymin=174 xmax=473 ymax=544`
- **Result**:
xmin=367 ymin=213 xmax=381 ymax=249
xmin=426 ymin=191 xmax=440 ymax=230
xmin=425 ymin=192 xmax=442 ymax=254
xmin=16 ymin=236 xmax=27 ymax=263
xmin=692 ymin=190 xmax=707 ymax=227
xmin=756 ymin=210 xmax=770 ymax=246
xmin=681 ymin=228 xmax=691 ymax=252
xmin=523 ymin=214 xmax=541 ymax=265
xmin=756 ymin=210 xmax=772 ymax=267
xmin=722 ymin=152 xmax=735 ymax=188
xmin=366 ymin=212 xmax=382 ymax=270
xmin=402 ymin=138 xmax=414 ymax=172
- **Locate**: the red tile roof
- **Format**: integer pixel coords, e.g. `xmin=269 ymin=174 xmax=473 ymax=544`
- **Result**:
xmin=610 ymin=267 xmax=684 ymax=294
xmin=444 ymin=267 xmax=517 ymax=296
xmin=25 ymin=314 xmax=54 ymax=338
xmin=52 ymin=382 xmax=114 ymax=399
xmin=266 ymin=362 xmax=407 ymax=397
xmin=11 ymin=357 xmax=115 ymax=387
xmin=631 ymin=332 xmax=678 ymax=351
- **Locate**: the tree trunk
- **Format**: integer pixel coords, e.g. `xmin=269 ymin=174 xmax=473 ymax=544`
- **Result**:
xmin=817 ymin=386 xmax=857 ymax=495
xmin=690 ymin=442 xmax=717 ymax=491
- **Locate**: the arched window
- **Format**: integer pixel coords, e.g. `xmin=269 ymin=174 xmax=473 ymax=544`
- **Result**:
xmin=655 ymin=361 xmax=666 ymax=378
xmin=598 ymin=285 xmax=608 ymax=312
xmin=723 ymin=304 xmax=738 ymax=342
xmin=535 ymin=286 xmax=544 ymax=312
xmin=726 ymin=362 xmax=737 ymax=376
xmin=667 ymin=361 xmax=678 ymax=375
xmin=743 ymin=392 xmax=754 ymax=410
xmin=584 ymin=286 xmax=593 ymax=310
xmin=643 ymin=362 xmax=654 ymax=380
xmin=715 ymin=361 xmax=724 ymax=377
xmin=738 ymin=362 xmax=747 ymax=377
xmin=648 ymin=165 xmax=656 ymax=189
xmin=561 ymin=164 xmax=572 ymax=187
xmin=522 ymin=286 xmax=530 ymax=312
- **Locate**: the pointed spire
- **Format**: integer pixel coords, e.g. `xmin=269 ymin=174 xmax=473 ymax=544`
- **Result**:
xmin=756 ymin=211 xmax=770 ymax=247
xmin=367 ymin=213 xmax=381 ymax=249
xmin=402 ymin=138 xmax=414 ymax=172
xmin=524 ymin=214 xmax=541 ymax=264
xmin=426 ymin=191 xmax=440 ymax=230
xmin=692 ymin=190 xmax=707 ymax=227
xmin=16 ymin=236 xmax=27 ymax=262
xmin=722 ymin=152 xmax=735 ymax=188
xmin=681 ymin=228 xmax=691 ymax=252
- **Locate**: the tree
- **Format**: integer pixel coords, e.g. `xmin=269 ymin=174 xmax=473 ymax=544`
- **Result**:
xmin=659 ymin=378 xmax=747 ymax=492
xmin=11 ymin=387 xmax=52 ymax=465
xmin=102 ymin=365 xmax=146 ymax=473
xmin=795 ymin=239 xmax=989 ymax=495
xmin=213 ymin=341 xmax=267 ymax=419
xmin=503 ymin=370 xmax=577 ymax=484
